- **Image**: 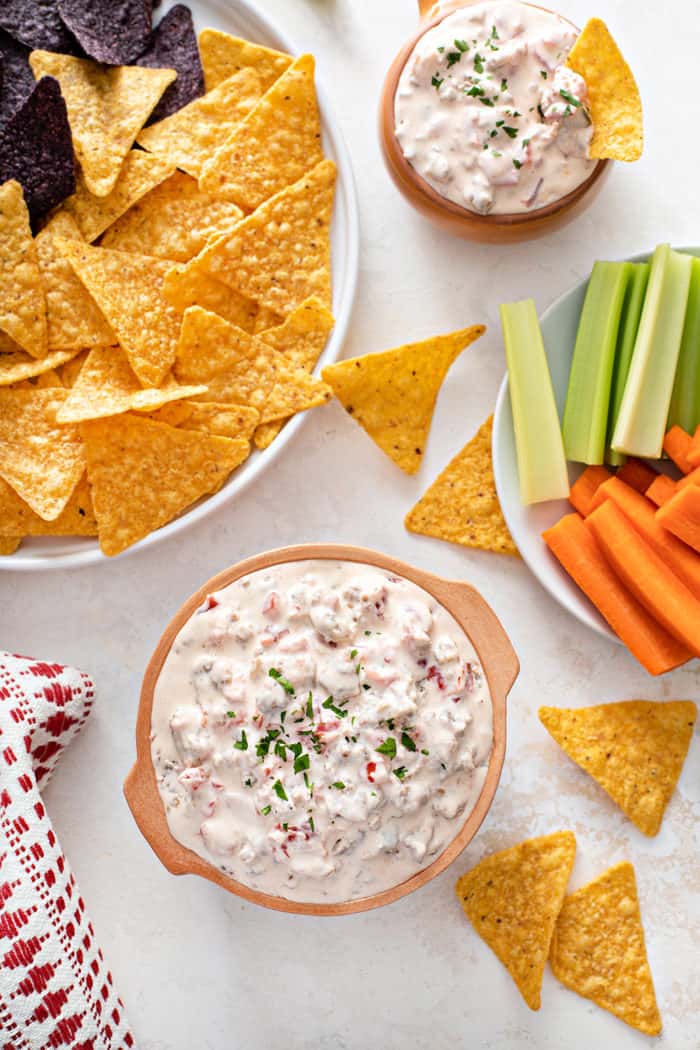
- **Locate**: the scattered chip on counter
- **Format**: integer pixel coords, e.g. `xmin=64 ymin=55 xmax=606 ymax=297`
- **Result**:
xmin=199 ymin=28 xmax=291 ymax=93
xmin=29 ymin=51 xmax=176 ymax=197
xmin=550 ymin=861 xmax=661 ymax=1034
xmin=0 ymin=347 xmax=81 ymax=387
xmin=145 ymin=401 xmax=259 ymax=440
xmin=455 ymin=831 xmax=577 ymax=1010
xmin=405 ymin=416 xmax=518 ymax=553
xmin=0 ymin=76 xmax=74 ymax=226
xmin=137 ymin=4 xmax=204 ymax=124
xmin=0 ymin=473 xmax=97 ymax=536
xmin=82 ymin=414 xmax=251 ymax=556
xmin=322 ymin=324 xmax=484 ymax=474
xmin=0 ymin=29 xmax=34 ymax=129
xmin=198 ymin=53 xmax=323 ymax=211
xmin=56 ymin=0 xmax=152 ymax=66
xmin=566 ymin=19 xmax=643 ymax=162
xmin=539 ymin=700 xmax=697 ymax=835
xmin=0 ymin=0 xmax=79 ymax=54
xmin=0 ymin=179 xmax=47 ymax=358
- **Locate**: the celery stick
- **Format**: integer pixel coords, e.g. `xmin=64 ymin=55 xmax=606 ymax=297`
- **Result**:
xmin=612 ymin=244 xmax=692 ymax=458
xmin=606 ymin=261 xmax=650 ymax=465
xmin=500 ymin=299 xmax=569 ymax=505
xmin=562 ymin=261 xmax=631 ymax=464
xmin=668 ymin=256 xmax=700 ymax=433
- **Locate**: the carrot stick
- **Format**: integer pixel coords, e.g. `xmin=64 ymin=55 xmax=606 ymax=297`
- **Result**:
xmin=542 ymin=512 xmax=690 ymax=674
xmin=663 ymin=425 xmax=694 ymax=473
xmin=657 ymin=485 xmax=700 ymax=553
xmin=616 ymin=457 xmax=658 ymax=493
xmin=686 ymin=424 xmax=700 ymax=467
xmin=589 ymin=500 xmax=700 ymax=657
xmin=678 ymin=465 xmax=700 ymax=491
xmin=646 ymin=474 xmax=677 ymax=506
xmin=569 ymin=465 xmax=612 ymax=516
xmin=589 ymin=476 xmax=700 ymax=597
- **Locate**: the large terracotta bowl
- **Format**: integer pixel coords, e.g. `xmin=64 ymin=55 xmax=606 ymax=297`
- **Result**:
xmin=124 ymin=544 xmax=519 ymax=916
xmin=379 ymin=0 xmax=611 ymax=243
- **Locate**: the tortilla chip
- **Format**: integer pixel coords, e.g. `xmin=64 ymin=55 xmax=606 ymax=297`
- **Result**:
xmin=174 ymin=306 xmax=331 ymax=421
xmin=196 ymin=158 xmax=336 ymax=316
xmin=539 ymin=700 xmax=696 ymax=836
xmin=252 ymin=305 xmax=284 ymax=334
xmin=0 ymin=30 xmax=34 ymax=129
xmin=82 ymin=413 xmax=251 ymax=555
xmin=0 ymin=179 xmax=47 ymax=357
xmin=323 ymin=324 xmax=484 ymax=475
xmin=163 ymin=262 xmax=260 ymax=331
xmin=550 ymin=862 xmax=661 ymax=1034
xmin=35 ymin=212 xmax=116 ymax=350
xmin=0 ymin=0 xmax=78 ymax=54
xmin=137 ymin=4 xmax=204 ymax=124
xmin=29 ymin=51 xmax=177 ymax=197
xmin=405 ymin=416 xmax=518 ymax=552
xmin=145 ymin=400 xmax=259 ymax=440
xmin=0 ymin=535 xmax=21 ymax=554
xmin=0 ymin=76 xmax=75 ymax=227
xmin=0 ymin=346 xmax=81 ymax=386
xmin=101 ymin=171 xmax=243 ymax=262
xmin=136 ymin=68 xmax=263 ymax=179
xmin=63 ymin=150 xmax=176 ymax=242
xmin=456 ymin=831 xmax=576 ymax=1010
xmin=0 ymin=388 xmax=84 ymax=519
xmin=199 ymin=28 xmax=291 ymax=93
xmin=0 ymin=472 xmax=96 ymax=535
xmin=34 ymin=368 xmax=63 ymax=388
xmin=58 ymin=239 xmax=182 ymax=387
xmin=56 ymin=345 xmax=207 ymax=423
xmin=59 ymin=349 xmax=88 ymax=387
xmin=566 ymin=19 xmax=643 ymax=162
xmin=198 ymin=54 xmax=323 ymax=211
xmin=56 ymin=0 xmax=152 ymax=66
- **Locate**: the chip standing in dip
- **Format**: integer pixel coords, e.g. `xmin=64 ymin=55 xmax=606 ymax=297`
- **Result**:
xmin=394 ymin=0 xmax=596 ymax=215
xmin=150 ymin=560 xmax=493 ymax=903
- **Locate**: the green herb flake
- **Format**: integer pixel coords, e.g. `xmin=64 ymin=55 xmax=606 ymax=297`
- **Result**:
xmin=376 ymin=737 xmax=397 ymax=759
xmin=473 ymin=53 xmax=484 ymax=74
xmin=454 ymin=38 xmax=469 ymax=52
xmin=513 ymin=158 xmax=523 ymax=169
xmin=466 ymin=85 xmax=485 ymax=98
xmin=294 ymin=753 xmax=310 ymax=774
xmin=273 ymin=779 xmax=288 ymax=801
xmin=437 ymin=45 xmax=445 ymax=53
xmin=480 ymin=97 xmax=495 ymax=107
xmin=322 ymin=696 xmax=346 ymax=718
xmin=503 ymin=126 xmax=518 ymax=138
xmin=282 ymin=822 xmax=288 ymax=831
xmin=559 ymin=88 xmax=581 ymax=108
xmin=306 ymin=693 xmax=314 ymax=719
xmin=226 ymin=711 xmax=235 ymax=718
xmin=431 ymin=73 xmax=444 ymax=90
xmin=261 ymin=804 xmax=272 ymax=816
xmin=401 ymin=731 xmax=417 ymax=752
xmin=421 ymin=748 xmax=430 ymax=756
xmin=500 ymin=78 xmax=508 ymax=92
xmin=362 ymin=683 xmax=371 ymax=691
xmin=446 ymin=51 xmax=462 ymax=67
xmin=540 ymin=70 xmax=548 ymax=79
xmin=268 ymin=668 xmax=295 ymax=695
xmin=309 ymin=815 xmax=315 ymax=832
xmin=393 ymin=766 xmax=408 ymax=780
xmin=289 ymin=741 xmax=302 ymax=758
xmin=244 ymin=777 xmax=253 ymax=787
xmin=331 ymin=781 xmax=346 ymax=790
xmin=233 ymin=730 xmax=248 ymax=751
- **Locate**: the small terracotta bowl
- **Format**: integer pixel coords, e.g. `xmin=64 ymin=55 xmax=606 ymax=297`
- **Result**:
xmin=124 ymin=544 xmax=519 ymax=916
xmin=379 ymin=0 xmax=611 ymax=243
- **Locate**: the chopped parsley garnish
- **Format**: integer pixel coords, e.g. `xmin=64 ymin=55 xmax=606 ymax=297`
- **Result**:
xmin=280 ymin=710 xmax=286 ymax=725
xmin=362 ymin=683 xmax=371 ymax=691
xmin=454 ymin=38 xmax=469 ymax=52
xmin=421 ymin=748 xmax=430 ymax=756
xmin=393 ymin=766 xmax=408 ymax=780
xmin=537 ymin=103 xmax=545 ymax=119
xmin=294 ymin=753 xmax=310 ymax=774
xmin=350 ymin=649 xmax=358 ymax=659
xmin=289 ymin=741 xmax=302 ymax=758
xmin=473 ymin=53 xmax=484 ymax=74
xmin=386 ymin=718 xmax=395 ymax=731
xmin=431 ymin=73 xmax=444 ymax=90
xmin=446 ymin=50 xmax=462 ymax=67
xmin=490 ymin=25 xmax=499 ymax=39
xmin=522 ymin=137 xmax=531 ymax=146
xmin=540 ymin=70 xmax=548 ymax=79
xmin=268 ymin=668 xmax=295 ymax=695
xmin=466 ymin=85 xmax=484 ymax=98
xmin=376 ymin=737 xmax=397 ymax=759
xmin=282 ymin=822 xmax=288 ymax=831
xmin=559 ymin=89 xmax=581 ymax=108
xmin=436 ymin=45 xmax=445 ymax=53
xmin=322 ymin=696 xmax=347 ymax=718
xmin=500 ymin=78 xmax=508 ymax=92
xmin=331 ymin=781 xmax=346 ymax=790
xmin=244 ymin=777 xmax=253 ymax=787
xmin=273 ymin=779 xmax=288 ymax=801
xmin=306 ymin=692 xmax=313 ymax=719
xmin=309 ymin=815 xmax=315 ymax=832
xmin=233 ymin=730 xmax=248 ymax=751
xmin=489 ymin=130 xmax=498 ymax=138
xmin=492 ymin=150 xmax=502 ymax=157
xmin=503 ymin=126 xmax=518 ymax=138
xmin=256 ymin=737 xmax=270 ymax=759
xmin=496 ymin=119 xmax=504 ymax=127
xmin=226 ymin=711 xmax=235 ymax=718
xmin=303 ymin=772 xmax=313 ymax=794
xmin=261 ymin=805 xmax=271 ymax=815
xmin=479 ymin=97 xmax=495 ymax=107
xmin=401 ymin=731 xmax=417 ymax=752
xmin=513 ymin=158 xmax=523 ymax=169
xmin=364 ymin=630 xmax=371 ymax=636
xmin=274 ymin=739 xmax=287 ymax=761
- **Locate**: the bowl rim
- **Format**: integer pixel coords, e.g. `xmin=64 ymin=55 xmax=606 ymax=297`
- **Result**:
xmin=124 ymin=543 xmax=519 ymax=916
xmin=380 ymin=0 xmax=610 ymax=228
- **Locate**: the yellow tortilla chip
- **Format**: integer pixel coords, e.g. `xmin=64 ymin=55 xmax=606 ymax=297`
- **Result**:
xmin=539 ymin=700 xmax=696 ymax=836
xmin=82 ymin=414 xmax=251 ymax=556
xmin=145 ymin=401 xmax=259 ymax=440
xmin=59 ymin=350 xmax=88 ymax=388
xmin=29 ymin=52 xmax=177 ymax=197
xmin=56 ymin=345 xmax=207 ymax=423
xmin=405 ymin=415 xmax=518 ymax=552
xmin=34 ymin=369 xmax=63 ymax=388
xmin=0 ymin=536 xmax=21 ymax=555
xmin=456 ymin=831 xmax=576 ymax=1010
xmin=175 ymin=306 xmax=331 ymax=421
xmin=550 ymin=862 xmax=661 ymax=1034
xmin=195 ymin=158 xmax=336 ymax=316
xmin=58 ymin=240 xmax=182 ymax=387
xmin=0 ymin=331 xmax=22 ymax=353
xmin=323 ymin=324 xmax=484 ymax=475
xmin=0 ymin=347 xmax=81 ymax=387
xmin=0 ymin=180 xmax=48 ymax=358
xmin=0 ymin=473 xmax=96 ymax=536
xmin=36 ymin=213 xmax=116 ymax=350
xmin=199 ymin=29 xmax=291 ymax=93
xmin=136 ymin=69 xmax=264 ymax=179
xmin=566 ymin=19 xmax=643 ymax=162
xmin=252 ymin=305 xmax=284 ymax=334
xmin=198 ymin=54 xmax=323 ymax=211
xmin=163 ymin=263 xmax=260 ymax=332
xmin=100 ymin=171 xmax=243 ymax=262
xmin=0 ymin=388 xmax=84 ymax=520
xmin=62 ymin=150 xmax=176 ymax=242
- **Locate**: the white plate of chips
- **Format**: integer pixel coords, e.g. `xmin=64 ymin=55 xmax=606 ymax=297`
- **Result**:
xmin=0 ymin=0 xmax=358 ymax=570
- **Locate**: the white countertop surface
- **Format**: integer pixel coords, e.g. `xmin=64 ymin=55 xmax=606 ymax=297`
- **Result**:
xmin=5 ymin=1 xmax=699 ymax=1047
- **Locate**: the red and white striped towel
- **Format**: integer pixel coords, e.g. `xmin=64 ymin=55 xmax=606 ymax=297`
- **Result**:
xmin=0 ymin=652 xmax=134 ymax=1050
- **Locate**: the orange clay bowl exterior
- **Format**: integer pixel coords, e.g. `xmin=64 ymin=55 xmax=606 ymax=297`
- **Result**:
xmin=379 ymin=0 xmax=611 ymax=243
xmin=124 ymin=544 xmax=519 ymax=916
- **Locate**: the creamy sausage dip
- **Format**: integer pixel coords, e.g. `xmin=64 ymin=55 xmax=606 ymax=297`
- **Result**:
xmin=395 ymin=0 xmax=596 ymax=215
xmin=151 ymin=561 xmax=493 ymax=903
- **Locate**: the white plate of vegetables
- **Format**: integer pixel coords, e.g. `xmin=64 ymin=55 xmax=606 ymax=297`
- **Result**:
xmin=493 ymin=245 xmax=700 ymax=675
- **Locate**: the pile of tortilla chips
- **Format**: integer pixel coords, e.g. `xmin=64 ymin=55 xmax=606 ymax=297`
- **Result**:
xmin=0 ymin=22 xmax=337 ymax=557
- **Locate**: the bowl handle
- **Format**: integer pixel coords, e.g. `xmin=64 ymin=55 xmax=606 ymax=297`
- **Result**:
xmin=123 ymin=758 xmax=183 ymax=874
xmin=435 ymin=579 xmax=519 ymax=699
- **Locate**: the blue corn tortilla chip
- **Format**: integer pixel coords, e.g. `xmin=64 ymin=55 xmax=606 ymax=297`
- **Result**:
xmin=0 ymin=30 xmax=34 ymax=129
xmin=138 ymin=5 xmax=203 ymax=124
xmin=57 ymin=0 xmax=153 ymax=65
xmin=0 ymin=0 xmax=79 ymax=53
xmin=0 ymin=76 xmax=75 ymax=227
